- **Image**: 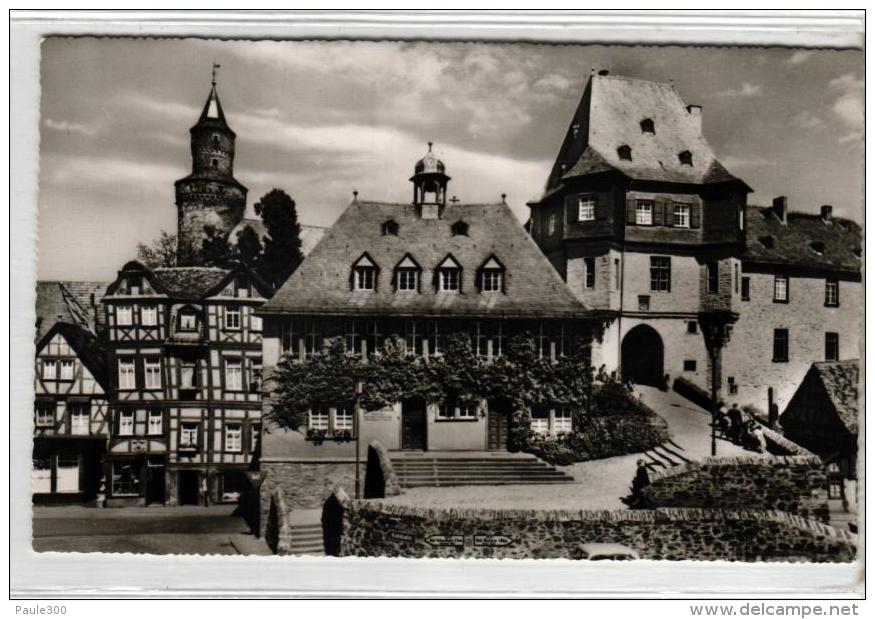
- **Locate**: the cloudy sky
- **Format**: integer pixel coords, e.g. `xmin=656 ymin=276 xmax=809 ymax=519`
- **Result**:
xmin=38 ymin=38 xmax=863 ymax=280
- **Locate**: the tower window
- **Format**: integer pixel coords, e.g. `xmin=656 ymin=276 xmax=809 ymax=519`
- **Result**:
xmin=773 ymin=274 xmax=789 ymax=303
xmin=773 ymin=328 xmax=789 ymax=362
xmin=706 ymin=262 xmax=719 ymax=293
xmin=211 ymin=158 xmax=218 ymax=168
xmin=381 ymin=220 xmax=399 ymax=236
xmin=825 ymin=278 xmax=839 ymax=307
xmin=825 ymin=332 xmax=840 ymax=361
xmin=649 ymin=256 xmax=671 ymax=292
xmin=617 ymin=145 xmax=632 ymax=161
xmin=212 ymin=135 xmax=219 ymax=148
xmin=451 ymin=221 xmax=469 ymax=236
xmin=678 ymin=151 xmax=693 ymax=166
xmin=584 ymin=257 xmax=595 ymax=289
xmin=640 ymin=118 xmax=655 ymax=134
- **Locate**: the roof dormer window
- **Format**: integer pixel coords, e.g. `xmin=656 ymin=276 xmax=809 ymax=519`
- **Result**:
xmin=435 ymin=254 xmax=462 ymax=293
xmin=394 ymin=254 xmax=421 ymax=292
xmin=451 ymin=220 xmax=469 ymax=236
xmin=477 ymin=255 xmax=506 ymax=294
xmin=351 ymin=253 xmax=379 ymax=291
xmin=617 ymin=145 xmax=632 ymax=161
xmin=678 ymin=150 xmax=693 ymax=166
xmin=640 ymin=118 xmax=655 ymax=134
xmin=381 ymin=220 xmax=399 ymax=236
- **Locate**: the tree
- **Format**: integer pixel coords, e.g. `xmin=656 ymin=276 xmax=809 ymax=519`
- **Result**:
xmin=136 ymin=230 xmax=177 ymax=267
xmin=254 ymin=189 xmax=303 ymax=289
xmin=235 ymin=224 xmax=264 ymax=270
xmin=201 ymin=225 xmax=234 ymax=268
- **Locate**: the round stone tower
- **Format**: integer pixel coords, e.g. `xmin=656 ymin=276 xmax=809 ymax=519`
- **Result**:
xmin=174 ymin=71 xmax=247 ymax=266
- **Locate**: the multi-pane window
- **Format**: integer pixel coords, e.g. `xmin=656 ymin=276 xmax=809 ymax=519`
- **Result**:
xmin=365 ymin=320 xmax=382 ymax=357
xmin=439 ymin=269 xmax=460 ymax=292
xmin=118 ymin=411 xmax=135 ymax=436
xmin=180 ymin=422 xmax=198 ymax=448
xmin=774 ymin=274 xmax=789 ymax=302
xmin=578 ymin=196 xmax=596 ymax=221
xmin=148 ymin=410 xmax=163 ymax=435
xmin=673 ymin=203 xmax=690 ymax=228
xmin=706 ymin=262 xmax=719 ymax=293
xmin=427 ymin=322 xmax=441 ymax=356
xmin=334 ymin=405 xmax=354 ymax=431
xmin=354 ymin=267 xmax=376 ymax=290
xmin=398 ymin=269 xmax=418 ymax=291
xmin=59 ymin=360 xmax=74 ymax=380
xmin=404 ymin=321 xmax=422 ymax=356
xmin=584 ymin=257 xmax=595 ymax=289
xmin=475 ymin=322 xmax=489 ymax=357
xmin=118 ymin=359 xmax=136 ymax=390
xmin=144 ymin=357 xmax=161 ymax=389
xmin=554 ymin=407 xmax=573 ymax=435
xmin=345 ymin=319 xmax=363 ymax=355
xmin=141 ymin=305 xmax=158 ymax=326
xmin=225 ymin=306 xmax=241 ymax=330
xmin=741 ymin=277 xmax=751 ymax=300
xmin=825 ymin=279 xmax=840 ymax=307
xmin=116 ymin=305 xmax=133 ymax=326
xmin=41 ymin=360 xmax=57 ymax=380
xmin=650 ymin=256 xmax=671 ymax=292
xmin=825 ymin=332 xmax=840 ymax=362
xmin=249 ymin=358 xmax=263 ymax=394
xmin=308 ymin=407 xmax=330 ymax=430
xmin=531 ymin=407 xmax=550 ymax=436
xmin=635 ymin=200 xmax=654 ymax=225
xmin=70 ymin=405 xmax=89 ymax=435
xmin=35 ymin=403 xmax=55 ymax=427
xmin=482 ymin=270 xmax=502 ymax=292
xmin=773 ymin=328 xmax=789 ymax=362
xmin=224 ymin=424 xmax=242 ymax=453
xmin=439 ymin=398 xmax=478 ymax=420
xmin=178 ymin=312 xmax=198 ymax=332
xmin=225 ymin=359 xmax=243 ymax=391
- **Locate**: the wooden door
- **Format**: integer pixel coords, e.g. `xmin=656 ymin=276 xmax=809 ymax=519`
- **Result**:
xmin=401 ymin=399 xmax=427 ymax=450
xmin=487 ymin=400 xmax=509 ymax=451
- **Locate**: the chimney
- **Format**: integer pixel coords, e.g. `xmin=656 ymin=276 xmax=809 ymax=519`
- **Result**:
xmin=821 ymin=205 xmax=833 ymax=222
xmin=687 ymin=105 xmax=702 ymax=131
xmin=772 ymin=196 xmax=788 ymax=225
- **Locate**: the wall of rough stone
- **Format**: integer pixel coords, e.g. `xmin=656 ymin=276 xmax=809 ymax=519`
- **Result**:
xmin=259 ymin=460 xmax=356 ymax=536
xmin=642 ymin=455 xmax=829 ymax=522
xmin=330 ymin=488 xmax=855 ymax=562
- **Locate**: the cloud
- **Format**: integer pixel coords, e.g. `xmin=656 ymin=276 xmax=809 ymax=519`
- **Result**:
xmin=42 ymin=153 xmax=178 ymax=197
xmin=787 ymin=51 xmax=813 ymax=65
xmin=828 ymin=73 xmax=863 ymax=143
xmin=791 ymin=111 xmax=823 ymax=130
xmin=715 ymin=82 xmax=763 ymax=98
xmin=44 ymin=118 xmax=94 ymax=136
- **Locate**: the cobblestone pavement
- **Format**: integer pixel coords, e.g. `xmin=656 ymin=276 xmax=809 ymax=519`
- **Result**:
xmin=32 ymin=504 xmax=271 ymax=555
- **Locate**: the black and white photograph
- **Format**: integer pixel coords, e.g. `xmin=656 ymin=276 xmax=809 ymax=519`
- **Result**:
xmin=10 ymin=9 xmax=866 ymax=600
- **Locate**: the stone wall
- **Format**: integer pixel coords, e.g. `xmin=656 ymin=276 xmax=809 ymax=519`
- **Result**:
xmin=364 ymin=441 xmax=401 ymax=499
xmin=642 ymin=454 xmax=829 ymax=522
xmin=259 ymin=460 xmax=356 ymax=536
xmin=329 ymin=488 xmax=855 ymax=562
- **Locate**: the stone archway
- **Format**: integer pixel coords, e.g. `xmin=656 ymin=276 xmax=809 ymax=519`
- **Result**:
xmin=621 ymin=324 xmax=665 ymax=387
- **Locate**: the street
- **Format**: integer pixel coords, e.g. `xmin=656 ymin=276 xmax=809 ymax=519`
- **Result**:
xmin=32 ymin=504 xmax=272 ymax=555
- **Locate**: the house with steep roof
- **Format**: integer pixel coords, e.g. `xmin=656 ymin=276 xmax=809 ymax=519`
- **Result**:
xmin=35 ymin=280 xmax=108 ymax=340
xmin=529 ymin=70 xmax=861 ymax=412
xmin=257 ymin=146 xmax=595 ymax=514
xmin=100 ymin=259 xmax=270 ymax=506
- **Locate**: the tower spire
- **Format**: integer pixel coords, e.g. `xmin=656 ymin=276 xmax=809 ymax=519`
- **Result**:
xmin=212 ymin=61 xmax=221 ymax=87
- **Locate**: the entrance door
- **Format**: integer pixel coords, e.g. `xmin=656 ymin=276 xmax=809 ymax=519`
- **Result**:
xmin=621 ymin=324 xmax=665 ymax=387
xmin=145 ymin=459 xmax=165 ymax=505
xmin=178 ymin=470 xmax=200 ymax=505
xmin=487 ymin=398 xmax=511 ymax=451
xmin=401 ymin=398 xmax=427 ymax=450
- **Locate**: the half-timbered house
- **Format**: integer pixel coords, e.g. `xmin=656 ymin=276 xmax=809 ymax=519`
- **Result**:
xmin=102 ymin=260 xmax=269 ymax=506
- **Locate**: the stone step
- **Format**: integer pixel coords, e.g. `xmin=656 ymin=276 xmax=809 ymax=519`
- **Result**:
xmin=395 ymin=466 xmax=562 ymax=474
xmin=402 ymin=479 xmax=573 ymax=487
xmin=397 ymin=472 xmax=571 ymax=481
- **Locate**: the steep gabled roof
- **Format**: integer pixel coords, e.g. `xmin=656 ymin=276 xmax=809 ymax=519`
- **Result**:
xmin=35 ymin=281 xmax=107 ymax=340
xmin=36 ymin=321 xmax=110 ymax=391
xmin=107 ymin=261 xmax=271 ymax=301
xmin=544 ymin=74 xmax=746 ymax=194
xmin=193 ymin=84 xmax=233 ymax=135
xmin=813 ymin=360 xmax=860 ymax=434
xmin=743 ymin=206 xmax=862 ymax=274
xmin=260 ymin=200 xmax=591 ymax=318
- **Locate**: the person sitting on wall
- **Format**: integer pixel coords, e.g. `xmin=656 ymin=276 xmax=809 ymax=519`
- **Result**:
xmin=727 ymin=403 xmax=743 ymax=443
xmin=752 ymin=423 xmax=768 ymax=454
xmin=628 ymin=459 xmax=652 ymax=508
xmin=715 ymin=406 xmax=730 ymax=438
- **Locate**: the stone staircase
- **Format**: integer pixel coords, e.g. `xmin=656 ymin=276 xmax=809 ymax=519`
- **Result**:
xmin=285 ymin=522 xmax=324 ymax=556
xmin=643 ymin=439 xmax=693 ymax=471
xmin=391 ymin=453 xmax=575 ymax=488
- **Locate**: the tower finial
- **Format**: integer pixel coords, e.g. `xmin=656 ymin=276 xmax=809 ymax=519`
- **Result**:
xmin=212 ymin=61 xmax=221 ymax=87
xmin=427 ymin=141 xmax=433 ymax=152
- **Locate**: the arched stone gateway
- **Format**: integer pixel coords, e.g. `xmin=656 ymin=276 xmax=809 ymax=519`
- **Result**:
xmin=621 ymin=324 xmax=665 ymax=387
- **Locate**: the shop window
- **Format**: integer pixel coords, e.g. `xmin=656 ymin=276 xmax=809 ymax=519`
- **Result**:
xmin=112 ymin=461 xmax=140 ymax=497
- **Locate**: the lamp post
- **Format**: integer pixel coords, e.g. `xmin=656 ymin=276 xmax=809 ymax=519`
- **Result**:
xmin=354 ymin=380 xmax=363 ymax=499
xmin=699 ymin=312 xmax=737 ymax=457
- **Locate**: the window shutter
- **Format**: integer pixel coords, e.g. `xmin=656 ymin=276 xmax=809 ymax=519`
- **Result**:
xmin=652 ymin=200 xmax=665 ymax=226
xmin=566 ymin=195 xmax=577 ymax=223
xmin=595 ymin=195 xmax=607 ymax=220
xmin=626 ymin=197 xmax=636 ymax=224
xmin=690 ymin=203 xmax=701 ymax=228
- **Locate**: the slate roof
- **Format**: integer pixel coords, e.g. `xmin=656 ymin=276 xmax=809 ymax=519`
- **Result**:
xmin=36 ymin=321 xmax=110 ymax=391
xmin=151 ymin=267 xmax=233 ymax=298
xmin=35 ymin=281 xmax=107 ymax=339
xmin=813 ymin=360 xmax=859 ymax=434
xmin=260 ymin=200 xmax=591 ymax=319
xmin=229 ymin=218 xmax=327 ymax=256
xmin=743 ymin=206 xmax=862 ymax=274
xmin=544 ymin=74 xmax=744 ymax=194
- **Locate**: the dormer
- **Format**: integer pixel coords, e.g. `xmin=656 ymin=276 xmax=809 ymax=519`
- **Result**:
xmin=678 ymin=150 xmax=693 ymax=167
xmin=640 ymin=118 xmax=655 ymax=135
xmin=381 ymin=219 xmax=399 ymax=236
xmin=434 ymin=254 xmax=463 ymax=293
xmin=617 ymin=145 xmax=632 ymax=161
xmin=393 ymin=254 xmax=421 ymax=292
xmin=451 ymin=220 xmax=469 ymax=236
xmin=351 ymin=253 xmax=379 ymax=291
xmin=476 ymin=255 xmax=506 ymax=294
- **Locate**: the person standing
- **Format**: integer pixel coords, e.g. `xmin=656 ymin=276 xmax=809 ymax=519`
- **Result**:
xmin=201 ymin=474 xmax=210 ymax=507
xmin=727 ymin=403 xmax=743 ymax=443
